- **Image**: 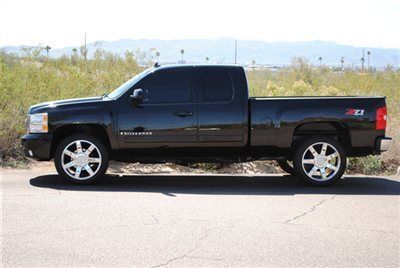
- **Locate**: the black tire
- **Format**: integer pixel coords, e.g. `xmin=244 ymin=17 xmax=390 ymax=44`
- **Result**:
xmin=54 ymin=134 xmax=109 ymax=184
xmin=293 ymin=136 xmax=346 ymax=186
xmin=277 ymin=160 xmax=295 ymax=175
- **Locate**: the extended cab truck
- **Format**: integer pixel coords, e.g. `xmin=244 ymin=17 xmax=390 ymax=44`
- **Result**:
xmin=22 ymin=64 xmax=392 ymax=185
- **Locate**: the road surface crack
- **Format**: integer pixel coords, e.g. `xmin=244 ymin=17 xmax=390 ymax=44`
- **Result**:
xmin=151 ymin=254 xmax=187 ymax=268
xmin=144 ymin=214 xmax=159 ymax=225
xmin=151 ymin=254 xmax=223 ymax=268
xmin=284 ymin=195 xmax=337 ymax=224
xmin=151 ymin=225 xmax=232 ymax=267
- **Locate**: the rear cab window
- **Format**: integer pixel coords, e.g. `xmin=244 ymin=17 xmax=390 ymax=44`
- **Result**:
xmin=199 ymin=69 xmax=234 ymax=102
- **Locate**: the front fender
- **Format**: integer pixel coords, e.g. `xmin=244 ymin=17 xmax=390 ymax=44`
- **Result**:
xmin=49 ymin=106 xmax=118 ymax=150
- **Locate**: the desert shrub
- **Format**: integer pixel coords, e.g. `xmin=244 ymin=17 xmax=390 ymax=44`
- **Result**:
xmin=189 ymin=163 xmax=227 ymax=171
xmin=348 ymin=156 xmax=383 ymax=175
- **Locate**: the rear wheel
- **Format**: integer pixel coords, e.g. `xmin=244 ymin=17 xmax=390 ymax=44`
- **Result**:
xmin=277 ymin=160 xmax=295 ymax=175
xmin=293 ymin=136 xmax=346 ymax=186
xmin=54 ymin=134 xmax=109 ymax=184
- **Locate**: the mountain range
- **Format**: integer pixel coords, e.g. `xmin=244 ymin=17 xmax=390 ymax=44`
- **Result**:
xmin=2 ymin=38 xmax=399 ymax=68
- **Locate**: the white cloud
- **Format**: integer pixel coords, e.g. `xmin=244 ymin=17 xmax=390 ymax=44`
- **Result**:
xmin=0 ymin=0 xmax=399 ymax=48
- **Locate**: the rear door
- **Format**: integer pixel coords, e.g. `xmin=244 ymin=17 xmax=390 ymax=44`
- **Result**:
xmin=196 ymin=67 xmax=246 ymax=147
xmin=117 ymin=67 xmax=197 ymax=149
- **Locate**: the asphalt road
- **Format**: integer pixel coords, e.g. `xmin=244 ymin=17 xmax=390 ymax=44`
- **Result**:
xmin=1 ymin=169 xmax=399 ymax=267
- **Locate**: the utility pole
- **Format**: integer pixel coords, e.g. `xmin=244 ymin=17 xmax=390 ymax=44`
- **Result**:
xmin=234 ymin=39 xmax=237 ymax=64
xmin=44 ymin=45 xmax=51 ymax=58
xmin=84 ymin=32 xmax=87 ymax=61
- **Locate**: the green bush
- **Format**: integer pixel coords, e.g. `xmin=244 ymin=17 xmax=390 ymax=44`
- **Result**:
xmin=348 ymin=156 xmax=383 ymax=175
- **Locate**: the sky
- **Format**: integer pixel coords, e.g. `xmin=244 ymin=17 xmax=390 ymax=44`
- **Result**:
xmin=0 ymin=0 xmax=399 ymax=49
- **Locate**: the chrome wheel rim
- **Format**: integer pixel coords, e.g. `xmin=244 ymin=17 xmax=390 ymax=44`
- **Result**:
xmin=301 ymin=142 xmax=340 ymax=182
xmin=61 ymin=140 xmax=102 ymax=180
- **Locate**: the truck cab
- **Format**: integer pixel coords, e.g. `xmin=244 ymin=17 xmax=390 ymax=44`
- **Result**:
xmin=116 ymin=65 xmax=248 ymax=151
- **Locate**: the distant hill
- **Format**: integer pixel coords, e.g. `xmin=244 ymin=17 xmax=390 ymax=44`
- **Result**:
xmin=2 ymin=38 xmax=399 ymax=68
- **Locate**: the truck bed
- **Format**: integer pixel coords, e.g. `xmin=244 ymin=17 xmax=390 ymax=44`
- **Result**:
xmin=249 ymin=96 xmax=386 ymax=151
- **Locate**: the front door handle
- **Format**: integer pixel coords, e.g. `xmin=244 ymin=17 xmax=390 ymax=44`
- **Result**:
xmin=175 ymin=110 xmax=193 ymax=117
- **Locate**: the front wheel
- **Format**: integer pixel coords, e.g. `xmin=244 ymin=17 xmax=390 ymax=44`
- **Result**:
xmin=54 ymin=134 xmax=109 ymax=184
xmin=293 ymin=137 xmax=346 ymax=186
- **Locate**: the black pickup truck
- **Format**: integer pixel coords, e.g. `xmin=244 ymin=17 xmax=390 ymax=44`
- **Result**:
xmin=22 ymin=64 xmax=392 ymax=185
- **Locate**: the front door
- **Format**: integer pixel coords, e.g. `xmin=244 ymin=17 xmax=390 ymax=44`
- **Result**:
xmin=117 ymin=68 xmax=197 ymax=150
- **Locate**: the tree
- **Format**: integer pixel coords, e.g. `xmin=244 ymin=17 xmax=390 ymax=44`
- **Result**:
xmin=205 ymin=56 xmax=209 ymax=63
xmin=318 ymin=56 xmax=322 ymax=67
xmin=367 ymin=51 xmax=371 ymax=70
xmin=291 ymin=57 xmax=312 ymax=84
xmin=180 ymin=49 xmax=185 ymax=63
xmin=340 ymin=57 xmax=344 ymax=71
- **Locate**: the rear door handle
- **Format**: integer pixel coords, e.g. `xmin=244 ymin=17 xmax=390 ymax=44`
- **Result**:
xmin=175 ymin=110 xmax=193 ymax=117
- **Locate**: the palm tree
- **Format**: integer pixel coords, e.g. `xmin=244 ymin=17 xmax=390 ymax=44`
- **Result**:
xmin=367 ymin=51 xmax=371 ymax=70
xmin=340 ymin=57 xmax=344 ymax=71
xmin=155 ymin=51 xmax=160 ymax=62
xmin=361 ymin=49 xmax=365 ymax=72
xmin=318 ymin=56 xmax=322 ymax=67
xmin=251 ymin=60 xmax=256 ymax=71
xmin=361 ymin=57 xmax=365 ymax=72
xmin=180 ymin=49 xmax=185 ymax=63
xmin=44 ymin=45 xmax=51 ymax=58
xmin=71 ymin=48 xmax=78 ymax=65
xmin=205 ymin=56 xmax=209 ymax=63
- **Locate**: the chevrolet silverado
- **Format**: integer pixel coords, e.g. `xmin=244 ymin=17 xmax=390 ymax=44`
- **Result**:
xmin=22 ymin=64 xmax=392 ymax=185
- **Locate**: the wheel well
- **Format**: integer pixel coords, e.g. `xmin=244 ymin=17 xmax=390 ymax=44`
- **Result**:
xmin=50 ymin=124 xmax=111 ymax=158
xmin=292 ymin=122 xmax=350 ymax=149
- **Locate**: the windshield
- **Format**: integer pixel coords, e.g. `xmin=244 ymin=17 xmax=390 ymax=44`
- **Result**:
xmin=107 ymin=68 xmax=153 ymax=99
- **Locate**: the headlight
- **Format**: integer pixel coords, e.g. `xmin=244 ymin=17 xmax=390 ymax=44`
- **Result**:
xmin=28 ymin=113 xmax=48 ymax=133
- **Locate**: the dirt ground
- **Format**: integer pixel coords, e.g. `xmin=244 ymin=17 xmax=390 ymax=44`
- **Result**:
xmin=21 ymin=159 xmax=281 ymax=175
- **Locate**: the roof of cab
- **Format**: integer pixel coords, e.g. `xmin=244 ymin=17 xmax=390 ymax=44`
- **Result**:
xmin=154 ymin=64 xmax=243 ymax=71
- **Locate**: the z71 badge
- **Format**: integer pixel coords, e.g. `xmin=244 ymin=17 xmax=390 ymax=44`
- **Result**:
xmin=345 ymin=109 xmax=365 ymax=116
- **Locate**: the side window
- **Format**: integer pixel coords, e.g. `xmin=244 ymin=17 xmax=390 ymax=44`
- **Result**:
xmin=139 ymin=69 xmax=192 ymax=103
xmin=200 ymin=70 xmax=234 ymax=102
